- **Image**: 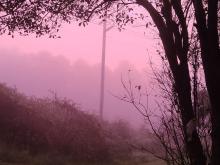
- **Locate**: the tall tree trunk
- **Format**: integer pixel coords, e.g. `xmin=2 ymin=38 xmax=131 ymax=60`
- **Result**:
xmin=136 ymin=1 xmax=206 ymax=164
xmin=164 ymin=37 xmax=206 ymax=165
xmin=192 ymin=0 xmax=220 ymax=164
xmin=208 ymin=1 xmax=220 ymax=165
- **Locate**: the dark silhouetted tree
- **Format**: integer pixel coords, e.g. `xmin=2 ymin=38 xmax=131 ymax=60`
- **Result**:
xmin=191 ymin=1 xmax=220 ymax=164
xmin=60 ymin=1 xmax=206 ymax=164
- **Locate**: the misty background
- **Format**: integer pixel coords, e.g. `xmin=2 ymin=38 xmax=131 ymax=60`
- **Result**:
xmin=0 ymin=48 xmax=157 ymax=127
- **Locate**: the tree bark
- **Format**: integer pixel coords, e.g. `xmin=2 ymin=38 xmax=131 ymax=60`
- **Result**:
xmin=192 ymin=0 xmax=220 ymax=164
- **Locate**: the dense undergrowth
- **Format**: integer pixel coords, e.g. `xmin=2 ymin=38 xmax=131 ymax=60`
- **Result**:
xmin=0 ymin=83 xmax=161 ymax=165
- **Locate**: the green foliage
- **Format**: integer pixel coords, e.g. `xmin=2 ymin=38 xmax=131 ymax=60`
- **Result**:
xmin=0 ymin=0 xmax=78 ymax=37
xmin=0 ymin=143 xmax=31 ymax=164
xmin=0 ymin=83 xmax=148 ymax=165
xmin=0 ymin=83 xmax=109 ymax=162
xmin=104 ymin=120 xmax=133 ymax=160
xmin=0 ymin=0 xmax=146 ymax=37
xmin=0 ymin=83 xmax=166 ymax=165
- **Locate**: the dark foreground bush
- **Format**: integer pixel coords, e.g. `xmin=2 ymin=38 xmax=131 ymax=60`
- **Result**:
xmin=0 ymin=83 xmax=165 ymax=165
xmin=0 ymin=83 xmax=110 ymax=163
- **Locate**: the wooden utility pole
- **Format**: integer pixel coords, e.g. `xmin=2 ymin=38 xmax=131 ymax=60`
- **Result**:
xmin=99 ymin=15 xmax=107 ymax=119
xmin=99 ymin=12 xmax=113 ymax=119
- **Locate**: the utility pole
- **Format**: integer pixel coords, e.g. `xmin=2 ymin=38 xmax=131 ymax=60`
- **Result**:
xmin=99 ymin=12 xmax=113 ymax=119
xmin=99 ymin=15 xmax=107 ymax=120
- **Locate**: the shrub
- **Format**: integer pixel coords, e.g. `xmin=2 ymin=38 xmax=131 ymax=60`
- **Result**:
xmin=0 ymin=83 xmax=109 ymax=162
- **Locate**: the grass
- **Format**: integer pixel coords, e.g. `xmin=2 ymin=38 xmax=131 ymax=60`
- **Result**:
xmin=0 ymin=154 xmax=165 ymax=165
xmin=0 ymin=144 xmax=165 ymax=165
xmin=0 ymin=161 xmax=165 ymax=165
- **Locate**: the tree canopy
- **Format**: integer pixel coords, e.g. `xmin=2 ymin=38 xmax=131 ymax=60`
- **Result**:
xmin=0 ymin=0 xmax=86 ymax=37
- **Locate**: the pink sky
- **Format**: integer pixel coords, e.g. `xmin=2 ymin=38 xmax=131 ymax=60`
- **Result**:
xmin=0 ymin=22 xmax=159 ymax=70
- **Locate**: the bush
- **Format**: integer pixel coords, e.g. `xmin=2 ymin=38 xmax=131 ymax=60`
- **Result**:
xmin=0 ymin=83 xmax=109 ymax=162
xmin=0 ymin=83 xmax=139 ymax=164
xmin=104 ymin=120 xmax=134 ymax=161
